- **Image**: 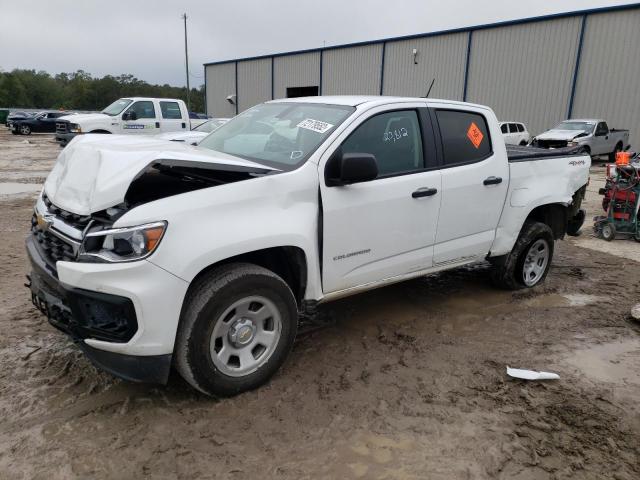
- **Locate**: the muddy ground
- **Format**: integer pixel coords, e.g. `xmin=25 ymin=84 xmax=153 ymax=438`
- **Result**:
xmin=0 ymin=129 xmax=639 ymax=480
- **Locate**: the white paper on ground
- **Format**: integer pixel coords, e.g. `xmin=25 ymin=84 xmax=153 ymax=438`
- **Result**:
xmin=507 ymin=366 xmax=560 ymax=380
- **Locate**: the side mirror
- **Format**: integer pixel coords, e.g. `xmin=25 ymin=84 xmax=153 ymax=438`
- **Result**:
xmin=123 ymin=111 xmax=137 ymax=121
xmin=325 ymin=151 xmax=378 ymax=186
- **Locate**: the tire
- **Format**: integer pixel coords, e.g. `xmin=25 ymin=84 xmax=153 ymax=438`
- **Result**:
xmin=519 ymin=140 xmax=528 ymax=146
xmin=608 ymin=142 xmax=623 ymax=162
xmin=490 ymin=221 xmax=554 ymax=290
xmin=567 ymin=208 xmax=586 ymax=236
xmin=601 ymin=222 xmax=616 ymax=241
xmin=20 ymin=125 xmax=31 ymax=135
xmin=175 ymin=263 xmax=298 ymax=397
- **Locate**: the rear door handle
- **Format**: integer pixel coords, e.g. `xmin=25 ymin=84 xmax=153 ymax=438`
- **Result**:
xmin=483 ymin=176 xmax=503 ymax=186
xmin=412 ymin=187 xmax=438 ymax=198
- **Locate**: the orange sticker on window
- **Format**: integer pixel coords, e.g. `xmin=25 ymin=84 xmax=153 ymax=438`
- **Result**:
xmin=467 ymin=122 xmax=484 ymax=149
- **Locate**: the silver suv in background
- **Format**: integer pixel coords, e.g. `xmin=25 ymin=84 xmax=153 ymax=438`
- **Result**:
xmin=532 ymin=119 xmax=630 ymax=160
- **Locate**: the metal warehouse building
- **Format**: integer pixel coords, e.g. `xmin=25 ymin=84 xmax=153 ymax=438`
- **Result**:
xmin=204 ymin=3 xmax=640 ymax=144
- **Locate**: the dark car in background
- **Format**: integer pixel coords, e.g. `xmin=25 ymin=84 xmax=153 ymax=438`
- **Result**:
xmin=5 ymin=111 xmax=34 ymax=128
xmin=11 ymin=111 xmax=69 ymax=135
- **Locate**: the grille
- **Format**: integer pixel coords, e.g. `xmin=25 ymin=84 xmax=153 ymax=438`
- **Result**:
xmin=42 ymin=194 xmax=91 ymax=230
xmin=56 ymin=122 xmax=68 ymax=134
xmin=31 ymin=215 xmax=77 ymax=264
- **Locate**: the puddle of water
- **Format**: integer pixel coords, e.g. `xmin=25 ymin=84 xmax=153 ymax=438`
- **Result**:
xmin=565 ymin=339 xmax=640 ymax=385
xmin=0 ymin=182 xmax=42 ymax=195
xmin=522 ymin=293 xmax=607 ymax=309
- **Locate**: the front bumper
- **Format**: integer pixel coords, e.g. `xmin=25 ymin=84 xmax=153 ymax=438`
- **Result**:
xmin=26 ymin=236 xmax=187 ymax=384
xmin=55 ymin=132 xmax=78 ymax=145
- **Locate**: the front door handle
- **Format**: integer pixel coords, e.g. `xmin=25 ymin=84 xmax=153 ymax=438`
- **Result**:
xmin=483 ymin=176 xmax=503 ymax=186
xmin=412 ymin=187 xmax=438 ymax=198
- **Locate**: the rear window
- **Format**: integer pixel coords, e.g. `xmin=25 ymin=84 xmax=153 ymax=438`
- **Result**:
xmin=160 ymin=101 xmax=183 ymax=119
xmin=517 ymin=123 xmax=524 ymax=132
xmin=435 ymin=110 xmax=492 ymax=166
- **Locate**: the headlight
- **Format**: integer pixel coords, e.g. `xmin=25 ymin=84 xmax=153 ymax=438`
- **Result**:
xmin=69 ymin=123 xmax=82 ymax=133
xmin=567 ymin=141 xmax=578 ymax=147
xmin=79 ymin=221 xmax=167 ymax=263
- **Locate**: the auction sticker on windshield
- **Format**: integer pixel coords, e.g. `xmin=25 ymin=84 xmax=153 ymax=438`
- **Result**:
xmin=297 ymin=119 xmax=334 ymax=134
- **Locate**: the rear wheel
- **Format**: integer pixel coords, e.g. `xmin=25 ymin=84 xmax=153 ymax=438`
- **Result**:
xmin=519 ymin=140 xmax=528 ymax=146
xmin=567 ymin=208 xmax=586 ymax=236
xmin=490 ymin=221 xmax=554 ymax=290
xmin=175 ymin=263 xmax=298 ymax=397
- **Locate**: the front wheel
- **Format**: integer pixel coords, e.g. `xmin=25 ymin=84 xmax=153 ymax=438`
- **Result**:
xmin=20 ymin=125 xmax=31 ymax=135
xmin=175 ymin=263 xmax=298 ymax=397
xmin=490 ymin=221 xmax=554 ymax=290
xmin=600 ymin=222 xmax=616 ymax=241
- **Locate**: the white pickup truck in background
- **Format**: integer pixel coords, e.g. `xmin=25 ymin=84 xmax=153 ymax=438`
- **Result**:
xmin=55 ymin=97 xmax=207 ymax=146
xmin=28 ymin=96 xmax=590 ymax=397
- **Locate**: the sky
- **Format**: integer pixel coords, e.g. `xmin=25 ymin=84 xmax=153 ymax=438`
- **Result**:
xmin=0 ymin=0 xmax=636 ymax=87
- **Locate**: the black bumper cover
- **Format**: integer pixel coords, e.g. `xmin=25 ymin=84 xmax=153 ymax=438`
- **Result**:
xmin=26 ymin=236 xmax=171 ymax=384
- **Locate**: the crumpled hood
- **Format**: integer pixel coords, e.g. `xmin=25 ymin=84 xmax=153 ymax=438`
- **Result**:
xmin=58 ymin=112 xmax=110 ymax=124
xmin=536 ymin=129 xmax=587 ymax=141
xmin=44 ymin=134 xmax=274 ymax=215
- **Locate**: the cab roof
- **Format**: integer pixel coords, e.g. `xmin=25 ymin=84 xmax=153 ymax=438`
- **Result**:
xmin=267 ymin=95 xmax=488 ymax=110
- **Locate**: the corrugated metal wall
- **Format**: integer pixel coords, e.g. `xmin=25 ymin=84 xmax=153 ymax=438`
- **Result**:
xmin=322 ymin=44 xmax=383 ymax=95
xmin=237 ymin=58 xmax=272 ymax=113
xmin=383 ymin=33 xmax=467 ymax=100
xmin=571 ymin=9 xmax=640 ymax=147
xmin=205 ymin=63 xmax=237 ymax=118
xmin=466 ymin=17 xmax=582 ymax=136
xmin=206 ymin=6 xmax=640 ymax=147
xmin=273 ymin=52 xmax=321 ymax=100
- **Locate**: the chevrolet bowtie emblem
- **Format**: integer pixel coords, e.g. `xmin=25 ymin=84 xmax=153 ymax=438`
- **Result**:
xmin=36 ymin=213 xmax=54 ymax=231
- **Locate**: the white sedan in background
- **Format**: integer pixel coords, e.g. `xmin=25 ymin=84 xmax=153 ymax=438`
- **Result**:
xmin=155 ymin=118 xmax=229 ymax=144
xmin=500 ymin=121 xmax=531 ymax=146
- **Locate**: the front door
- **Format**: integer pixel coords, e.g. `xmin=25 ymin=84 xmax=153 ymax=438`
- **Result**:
xmin=320 ymin=105 xmax=442 ymax=294
xmin=121 ymin=100 xmax=159 ymax=134
xmin=430 ymin=106 xmax=509 ymax=265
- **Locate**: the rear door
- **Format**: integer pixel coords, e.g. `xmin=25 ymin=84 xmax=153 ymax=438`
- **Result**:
xmin=429 ymin=105 xmax=509 ymax=265
xmin=121 ymin=100 xmax=159 ymax=134
xmin=320 ymin=103 xmax=442 ymax=293
xmin=159 ymin=101 xmax=188 ymax=133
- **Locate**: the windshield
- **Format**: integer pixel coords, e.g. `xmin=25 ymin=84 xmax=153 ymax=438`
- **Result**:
xmin=197 ymin=103 xmax=355 ymax=169
xmin=194 ymin=119 xmax=228 ymax=133
xmin=553 ymin=121 xmax=595 ymax=133
xmin=102 ymin=98 xmax=133 ymax=116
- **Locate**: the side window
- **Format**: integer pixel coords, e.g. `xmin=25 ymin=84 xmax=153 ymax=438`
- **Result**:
xmin=340 ymin=110 xmax=424 ymax=176
xmin=509 ymin=123 xmax=518 ymax=133
xmin=596 ymin=122 xmax=608 ymax=135
xmin=517 ymin=123 xmax=525 ymax=132
xmin=160 ymin=101 xmax=183 ymax=119
xmin=127 ymin=101 xmax=156 ymax=119
xmin=500 ymin=124 xmax=508 ymax=134
xmin=435 ymin=109 xmax=492 ymax=166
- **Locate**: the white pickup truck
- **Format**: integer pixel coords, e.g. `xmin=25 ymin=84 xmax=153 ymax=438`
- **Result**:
xmin=55 ymin=97 xmax=205 ymax=146
xmin=27 ymin=96 xmax=590 ymax=396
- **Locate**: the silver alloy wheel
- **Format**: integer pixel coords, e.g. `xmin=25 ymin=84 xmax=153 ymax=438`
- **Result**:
xmin=209 ymin=295 xmax=282 ymax=377
xmin=522 ymin=239 xmax=550 ymax=286
xmin=20 ymin=125 xmax=30 ymax=135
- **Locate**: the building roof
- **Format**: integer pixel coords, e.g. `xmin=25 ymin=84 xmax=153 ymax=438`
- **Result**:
xmin=204 ymin=3 xmax=640 ymax=66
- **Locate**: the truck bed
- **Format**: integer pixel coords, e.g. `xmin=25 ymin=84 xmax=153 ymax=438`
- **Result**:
xmin=507 ymin=144 xmax=587 ymax=162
